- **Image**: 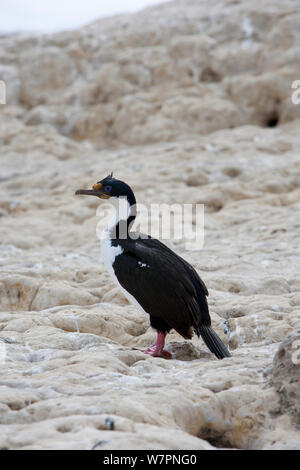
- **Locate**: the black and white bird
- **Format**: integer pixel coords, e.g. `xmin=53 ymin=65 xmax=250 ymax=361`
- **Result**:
xmin=76 ymin=174 xmax=231 ymax=359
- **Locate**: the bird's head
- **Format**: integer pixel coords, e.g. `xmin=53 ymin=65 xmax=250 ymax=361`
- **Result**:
xmin=75 ymin=173 xmax=136 ymax=206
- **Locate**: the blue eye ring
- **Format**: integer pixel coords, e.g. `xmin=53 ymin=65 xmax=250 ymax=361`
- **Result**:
xmin=104 ymin=185 xmax=112 ymax=192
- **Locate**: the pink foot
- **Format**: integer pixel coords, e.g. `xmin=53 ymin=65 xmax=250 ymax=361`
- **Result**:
xmin=140 ymin=332 xmax=172 ymax=359
xmin=161 ymin=349 xmax=172 ymax=358
xmin=141 ymin=347 xmax=172 ymax=358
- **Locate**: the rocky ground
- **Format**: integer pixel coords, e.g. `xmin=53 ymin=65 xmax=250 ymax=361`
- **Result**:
xmin=0 ymin=0 xmax=300 ymax=450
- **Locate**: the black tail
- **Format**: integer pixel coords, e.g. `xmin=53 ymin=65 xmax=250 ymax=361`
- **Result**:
xmin=199 ymin=325 xmax=231 ymax=359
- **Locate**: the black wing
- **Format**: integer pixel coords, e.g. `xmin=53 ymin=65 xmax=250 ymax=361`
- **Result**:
xmin=112 ymin=235 xmax=211 ymax=338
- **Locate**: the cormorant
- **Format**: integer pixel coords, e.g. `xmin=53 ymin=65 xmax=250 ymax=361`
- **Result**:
xmin=76 ymin=174 xmax=231 ymax=359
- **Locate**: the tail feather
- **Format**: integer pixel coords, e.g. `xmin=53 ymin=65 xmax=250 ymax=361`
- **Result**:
xmin=199 ymin=325 xmax=231 ymax=359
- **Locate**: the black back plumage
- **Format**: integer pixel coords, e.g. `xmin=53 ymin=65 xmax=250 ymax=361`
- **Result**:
xmin=112 ymin=234 xmax=231 ymax=358
xmin=112 ymin=235 xmax=210 ymax=339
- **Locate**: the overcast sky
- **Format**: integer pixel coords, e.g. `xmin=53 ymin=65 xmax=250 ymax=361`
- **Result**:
xmin=1 ymin=0 xmax=169 ymax=33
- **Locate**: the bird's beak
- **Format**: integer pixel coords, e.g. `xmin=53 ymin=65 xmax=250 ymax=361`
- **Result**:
xmin=75 ymin=183 xmax=110 ymax=199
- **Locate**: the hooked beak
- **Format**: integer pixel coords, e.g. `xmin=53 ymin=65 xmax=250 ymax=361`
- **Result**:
xmin=75 ymin=183 xmax=110 ymax=199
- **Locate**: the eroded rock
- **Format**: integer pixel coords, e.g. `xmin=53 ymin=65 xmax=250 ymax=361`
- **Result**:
xmin=0 ymin=0 xmax=300 ymax=451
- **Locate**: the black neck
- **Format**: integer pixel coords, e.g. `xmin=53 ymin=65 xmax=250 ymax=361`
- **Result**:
xmin=112 ymin=191 xmax=136 ymax=240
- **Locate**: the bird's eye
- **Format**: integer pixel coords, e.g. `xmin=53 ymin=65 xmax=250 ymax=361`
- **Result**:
xmin=104 ymin=185 xmax=112 ymax=192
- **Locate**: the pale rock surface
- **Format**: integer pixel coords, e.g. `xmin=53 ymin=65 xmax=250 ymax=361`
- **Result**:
xmin=0 ymin=0 xmax=300 ymax=450
xmin=271 ymin=330 xmax=300 ymax=426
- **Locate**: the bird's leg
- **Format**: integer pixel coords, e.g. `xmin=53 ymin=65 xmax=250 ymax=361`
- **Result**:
xmin=141 ymin=331 xmax=172 ymax=358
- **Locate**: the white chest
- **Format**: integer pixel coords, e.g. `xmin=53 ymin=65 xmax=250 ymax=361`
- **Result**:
xmin=100 ymin=234 xmax=123 ymax=278
xmin=100 ymin=233 xmax=145 ymax=312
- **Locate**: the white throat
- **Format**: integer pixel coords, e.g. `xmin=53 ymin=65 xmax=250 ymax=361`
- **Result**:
xmin=103 ymin=196 xmax=135 ymax=236
xmin=99 ymin=196 xmax=143 ymax=311
xmin=100 ymin=196 xmax=133 ymax=275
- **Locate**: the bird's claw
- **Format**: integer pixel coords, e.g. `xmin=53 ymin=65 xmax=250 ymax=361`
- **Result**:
xmin=141 ymin=346 xmax=172 ymax=359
